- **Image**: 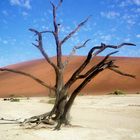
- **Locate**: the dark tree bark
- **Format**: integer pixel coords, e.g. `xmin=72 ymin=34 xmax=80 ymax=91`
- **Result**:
xmin=0 ymin=0 xmax=136 ymax=130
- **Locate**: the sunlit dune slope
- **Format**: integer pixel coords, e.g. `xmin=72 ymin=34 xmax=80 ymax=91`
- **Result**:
xmin=0 ymin=56 xmax=140 ymax=97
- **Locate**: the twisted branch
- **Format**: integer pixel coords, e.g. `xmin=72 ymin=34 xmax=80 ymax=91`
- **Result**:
xmin=77 ymin=51 xmax=118 ymax=79
xmin=63 ymin=42 xmax=136 ymax=90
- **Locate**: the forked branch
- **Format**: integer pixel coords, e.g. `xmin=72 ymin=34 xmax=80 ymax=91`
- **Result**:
xmin=77 ymin=51 xmax=118 ymax=79
xmin=63 ymin=42 xmax=136 ymax=90
xmin=29 ymin=28 xmax=59 ymax=73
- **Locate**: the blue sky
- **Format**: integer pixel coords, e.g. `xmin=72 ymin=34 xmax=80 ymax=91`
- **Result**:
xmin=0 ymin=0 xmax=140 ymax=67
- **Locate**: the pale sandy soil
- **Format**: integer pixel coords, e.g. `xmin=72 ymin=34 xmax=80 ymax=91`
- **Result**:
xmin=0 ymin=95 xmax=140 ymax=140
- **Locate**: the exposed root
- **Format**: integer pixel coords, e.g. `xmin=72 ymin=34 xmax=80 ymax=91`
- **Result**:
xmin=0 ymin=117 xmax=21 ymax=122
xmin=0 ymin=113 xmax=71 ymax=130
xmin=0 ymin=117 xmax=22 ymax=124
xmin=20 ymin=112 xmax=57 ymax=128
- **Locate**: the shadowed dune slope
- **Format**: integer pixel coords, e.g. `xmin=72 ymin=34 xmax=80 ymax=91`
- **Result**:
xmin=0 ymin=56 xmax=140 ymax=97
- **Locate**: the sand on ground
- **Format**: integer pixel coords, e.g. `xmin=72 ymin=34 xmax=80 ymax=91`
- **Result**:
xmin=0 ymin=94 xmax=140 ymax=140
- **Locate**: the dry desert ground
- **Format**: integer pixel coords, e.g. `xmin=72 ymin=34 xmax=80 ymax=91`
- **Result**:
xmin=0 ymin=94 xmax=140 ymax=140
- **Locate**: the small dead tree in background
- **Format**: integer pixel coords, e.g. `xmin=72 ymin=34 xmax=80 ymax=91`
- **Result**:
xmin=0 ymin=0 xmax=136 ymax=130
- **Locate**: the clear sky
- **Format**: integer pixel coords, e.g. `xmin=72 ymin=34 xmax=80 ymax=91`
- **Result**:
xmin=0 ymin=0 xmax=140 ymax=67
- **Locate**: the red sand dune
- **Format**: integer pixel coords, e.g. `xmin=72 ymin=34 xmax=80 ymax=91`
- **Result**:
xmin=0 ymin=56 xmax=140 ymax=97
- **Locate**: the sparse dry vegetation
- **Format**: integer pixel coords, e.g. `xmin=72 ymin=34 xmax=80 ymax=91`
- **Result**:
xmin=3 ymin=98 xmax=20 ymax=102
xmin=109 ymin=90 xmax=126 ymax=95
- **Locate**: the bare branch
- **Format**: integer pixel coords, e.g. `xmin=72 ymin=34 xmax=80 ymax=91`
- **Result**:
xmin=60 ymin=16 xmax=91 ymax=45
xmin=29 ymin=28 xmax=39 ymax=35
xmin=75 ymin=39 xmax=91 ymax=49
xmin=50 ymin=1 xmax=58 ymax=33
xmin=31 ymin=28 xmax=54 ymax=35
xmin=56 ymin=0 xmax=63 ymax=9
xmin=32 ymin=43 xmax=38 ymax=48
xmin=29 ymin=28 xmax=59 ymax=72
xmin=63 ymin=46 xmax=105 ymax=89
xmin=64 ymin=42 xmax=135 ymax=89
xmin=109 ymin=68 xmax=136 ymax=79
xmin=63 ymin=39 xmax=91 ymax=68
xmin=92 ymin=42 xmax=136 ymax=57
xmin=78 ymin=51 xmax=118 ymax=79
xmin=29 ymin=28 xmax=42 ymax=49
xmin=106 ymin=43 xmax=136 ymax=49
xmin=63 ymin=41 xmax=135 ymax=91
xmin=50 ymin=1 xmax=63 ymax=69
xmin=40 ymin=30 xmax=54 ymax=34
xmin=40 ymin=48 xmax=59 ymax=72
xmin=0 ymin=68 xmax=55 ymax=91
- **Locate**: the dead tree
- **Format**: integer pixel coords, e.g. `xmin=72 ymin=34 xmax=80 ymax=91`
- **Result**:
xmin=0 ymin=0 xmax=136 ymax=130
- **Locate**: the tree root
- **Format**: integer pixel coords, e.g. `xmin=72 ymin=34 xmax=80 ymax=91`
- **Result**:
xmin=20 ymin=112 xmax=57 ymax=128
xmin=18 ymin=111 xmax=71 ymax=130
xmin=0 ymin=117 xmax=22 ymax=124
xmin=0 ymin=117 xmax=21 ymax=122
xmin=0 ymin=114 xmax=71 ymax=130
